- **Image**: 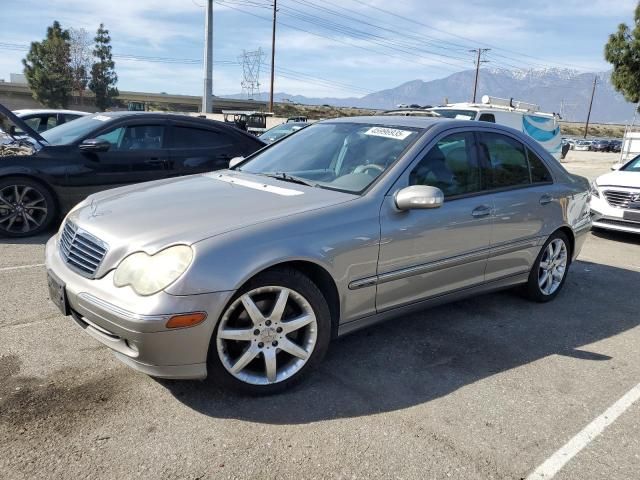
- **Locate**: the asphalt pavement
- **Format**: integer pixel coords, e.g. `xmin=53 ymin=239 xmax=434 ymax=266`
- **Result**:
xmin=1 ymin=151 xmax=639 ymax=479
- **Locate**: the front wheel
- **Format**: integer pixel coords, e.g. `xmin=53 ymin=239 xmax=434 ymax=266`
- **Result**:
xmin=208 ymin=268 xmax=332 ymax=394
xmin=523 ymin=231 xmax=571 ymax=302
xmin=0 ymin=177 xmax=56 ymax=237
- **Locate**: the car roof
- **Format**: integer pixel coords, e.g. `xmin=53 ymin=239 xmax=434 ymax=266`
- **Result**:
xmin=14 ymin=109 xmax=90 ymax=116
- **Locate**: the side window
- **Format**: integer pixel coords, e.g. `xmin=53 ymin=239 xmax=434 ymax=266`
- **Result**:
xmin=409 ymin=132 xmax=481 ymax=197
xmin=97 ymin=125 xmax=164 ymax=151
xmin=97 ymin=127 xmax=125 ymax=147
xmin=169 ymin=126 xmax=233 ymax=148
xmin=64 ymin=114 xmax=82 ymax=122
xmin=478 ymin=113 xmax=495 ymax=123
xmin=45 ymin=115 xmax=58 ymax=130
xmin=23 ymin=117 xmax=41 ymax=131
xmin=478 ymin=132 xmax=530 ymax=189
xmin=527 ymin=148 xmax=553 ymax=183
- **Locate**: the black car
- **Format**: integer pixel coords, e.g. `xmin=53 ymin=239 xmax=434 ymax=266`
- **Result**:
xmin=0 ymin=106 xmax=265 ymax=237
xmin=609 ymin=139 xmax=622 ymax=153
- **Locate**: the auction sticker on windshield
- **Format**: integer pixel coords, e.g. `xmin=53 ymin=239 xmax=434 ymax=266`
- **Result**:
xmin=364 ymin=127 xmax=413 ymax=140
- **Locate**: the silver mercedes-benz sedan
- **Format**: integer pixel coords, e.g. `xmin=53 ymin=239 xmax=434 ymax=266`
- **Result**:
xmin=45 ymin=117 xmax=591 ymax=393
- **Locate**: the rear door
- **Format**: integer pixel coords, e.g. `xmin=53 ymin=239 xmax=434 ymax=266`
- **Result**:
xmin=477 ymin=131 xmax=555 ymax=281
xmin=167 ymin=123 xmax=255 ymax=174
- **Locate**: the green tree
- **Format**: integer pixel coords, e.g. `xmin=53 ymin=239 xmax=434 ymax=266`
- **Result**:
xmin=89 ymin=24 xmax=118 ymax=111
xmin=22 ymin=21 xmax=73 ymax=108
xmin=605 ymin=3 xmax=640 ymax=104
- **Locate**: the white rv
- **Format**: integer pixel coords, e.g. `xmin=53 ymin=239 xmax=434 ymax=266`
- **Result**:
xmin=428 ymin=96 xmax=562 ymax=160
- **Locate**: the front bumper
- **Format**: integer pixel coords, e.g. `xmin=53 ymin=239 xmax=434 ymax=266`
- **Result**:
xmin=45 ymin=236 xmax=235 ymax=379
xmin=590 ymin=195 xmax=640 ymax=234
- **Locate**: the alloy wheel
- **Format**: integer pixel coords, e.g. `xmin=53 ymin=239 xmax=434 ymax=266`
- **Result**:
xmin=538 ymin=238 xmax=568 ymax=296
xmin=216 ymin=286 xmax=318 ymax=385
xmin=0 ymin=184 xmax=49 ymax=235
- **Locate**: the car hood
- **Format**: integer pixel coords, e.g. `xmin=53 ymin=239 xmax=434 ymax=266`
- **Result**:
xmin=0 ymin=102 xmax=47 ymax=147
xmin=596 ymin=170 xmax=640 ymax=189
xmin=69 ymin=171 xmax=356 ymax=265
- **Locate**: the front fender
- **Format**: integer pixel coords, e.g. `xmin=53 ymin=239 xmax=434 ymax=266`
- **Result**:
xmin=165 ymin=197 xmax=382 ymax=322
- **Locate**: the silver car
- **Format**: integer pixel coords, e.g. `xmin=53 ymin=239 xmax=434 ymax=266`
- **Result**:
xmin=45 ymin=117 xmax=591 ymax=394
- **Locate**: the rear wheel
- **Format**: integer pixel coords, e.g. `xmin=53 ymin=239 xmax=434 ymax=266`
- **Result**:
xmin=0 ymin=177 xmax=56 ymax=237
xmin=523 ymin=231 xmax=571 ymax=302
xmin=208 ymin=268 xmax=331 ymax=394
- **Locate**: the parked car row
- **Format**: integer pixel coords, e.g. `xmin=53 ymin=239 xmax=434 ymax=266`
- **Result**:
xmin=563 ymin=138 xmax=622 ymax=153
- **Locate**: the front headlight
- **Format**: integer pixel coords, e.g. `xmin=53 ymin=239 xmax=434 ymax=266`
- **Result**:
xmin=113 ymin=245 xmax=193 ymax=296
xmin=590 ymin=182 xmax=600 ymax=198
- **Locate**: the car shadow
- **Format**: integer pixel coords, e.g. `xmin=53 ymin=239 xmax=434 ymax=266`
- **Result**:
xmin=0 ymin=231 xmax=53 ymax=246
xmin=160 ymin=260 xmax=639 ymax=424
xmin=591 ymin=228 xmax=640 ymax=245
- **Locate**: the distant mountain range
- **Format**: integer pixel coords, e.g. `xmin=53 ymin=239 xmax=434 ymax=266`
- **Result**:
xmin=224 ymin=68 xmax=638 ymax=124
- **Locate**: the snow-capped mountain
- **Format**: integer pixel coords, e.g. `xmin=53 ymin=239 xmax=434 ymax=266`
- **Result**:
xmin=226 ymin=68 xmax=637 ymax=123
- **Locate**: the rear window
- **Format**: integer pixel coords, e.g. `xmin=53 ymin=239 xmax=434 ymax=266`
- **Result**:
xmin=527 ymin=149 xmax=553 ymax=183
xmin=430 ymin=109 xmax=477 ymax=120
xmin=169 ymin=127 xmax=234 ymax=149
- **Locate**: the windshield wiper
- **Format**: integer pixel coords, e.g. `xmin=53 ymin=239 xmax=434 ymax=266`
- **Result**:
xmin=262 ymin=172 xmax=318 ymax=188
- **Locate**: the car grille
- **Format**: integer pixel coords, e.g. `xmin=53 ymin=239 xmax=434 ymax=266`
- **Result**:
xmin=59 ymin=221 xmax=108 ymax=278
xmin=603 ymin=189 xmax=639 ymax=209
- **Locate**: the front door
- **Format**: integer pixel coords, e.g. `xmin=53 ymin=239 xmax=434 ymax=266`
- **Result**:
xmin=79 ymin=123 xmax=171 ymax=191
xmin=376 ymin=131 xmax=493 ymax=311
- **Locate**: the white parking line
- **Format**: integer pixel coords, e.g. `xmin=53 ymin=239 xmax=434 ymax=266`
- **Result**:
xmin=0 ymin=263 xmax=45 ymax=273
xmin=526 ymin=381 xmax=640 ymax=479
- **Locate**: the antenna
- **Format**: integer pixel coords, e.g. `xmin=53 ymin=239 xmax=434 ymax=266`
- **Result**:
xmin=239 ymin=48 xmax=266 ymax=100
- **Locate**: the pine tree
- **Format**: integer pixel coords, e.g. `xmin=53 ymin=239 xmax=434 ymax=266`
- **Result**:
xmin=89 ymin=24 xmax=119 ymax=111
xmin=605 ymin=3 xmax=640 ymax=105
xmin=22 ymin=21 xmax=73 ymax=108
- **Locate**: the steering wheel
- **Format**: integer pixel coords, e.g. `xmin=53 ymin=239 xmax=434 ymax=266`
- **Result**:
xmin=353 ymin=164 xmax=385 ymax=175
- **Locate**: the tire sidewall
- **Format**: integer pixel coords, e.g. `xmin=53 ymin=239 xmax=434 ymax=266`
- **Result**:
xmin=207 ymin=268 xmax=332 ymax=395
xmin=0 ymin=177 xmax=57 ymax=238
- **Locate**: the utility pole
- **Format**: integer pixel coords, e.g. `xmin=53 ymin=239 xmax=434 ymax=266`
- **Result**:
xmin=583 ymin=76 xmax=598 ymax=139
xmin=269 ymin=0 xmax=277 ymax=113
xmin=470 ymin=48 xmax=490 ymax=103
xmin=202 ymin=0 xmax=213 ymax=113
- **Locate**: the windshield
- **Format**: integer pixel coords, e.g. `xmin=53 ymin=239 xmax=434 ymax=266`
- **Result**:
xmin=41 ymin=114 xmax=110 ymax=145
xmin=429 ymin=109 xmax=477 ymax=120
xmin=240 ymin=122 xmax=422 ymax=194
xmin=622 ymin=156 xmax=640 ymax=172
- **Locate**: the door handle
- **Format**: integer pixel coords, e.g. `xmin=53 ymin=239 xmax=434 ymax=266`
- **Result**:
xmin=471 ymin=205 xmax=492 ymax=218
xmin=145 ymin=158 xmax=166 ymax=167
xmin=539 ymin=194 xmax=553 ymax=205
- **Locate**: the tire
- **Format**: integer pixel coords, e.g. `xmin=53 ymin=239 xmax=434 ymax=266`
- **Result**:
xmin=207 ymin=267 xmax=332 ymax=394
xmin=523 ymin=231 xmax=571 ymax=302
xmin=0 ymin=177 xmax=57 ymax=238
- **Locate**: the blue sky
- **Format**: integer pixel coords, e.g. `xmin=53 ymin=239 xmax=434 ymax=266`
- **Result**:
xmin=0 ymin=0 xmax=637 ymax=98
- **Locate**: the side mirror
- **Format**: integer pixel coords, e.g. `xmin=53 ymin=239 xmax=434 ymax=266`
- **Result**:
xmin=610 ymin=163 xmax=623 ymax=171
xmin=9 ymin=125 xmax=23 ymax=136
xmin=228 ymin=156 xmax=244 ymax=169
xmin=79 ymin=138 xmax=111 ymax=153
xmin=394 ymin=185 xmax=444 ymax=210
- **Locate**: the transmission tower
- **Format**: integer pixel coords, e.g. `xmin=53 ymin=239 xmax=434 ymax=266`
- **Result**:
xmin=239 ymin=48 xmax=266 ymax=100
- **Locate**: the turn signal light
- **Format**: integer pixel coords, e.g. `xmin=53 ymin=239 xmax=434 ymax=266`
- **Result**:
xmin=166 ymin=312 xmax=207 ymax=329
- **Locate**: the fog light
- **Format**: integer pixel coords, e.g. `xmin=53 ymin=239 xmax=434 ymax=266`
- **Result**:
xmin=166 ymin=312 xmax=207 ymax=329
